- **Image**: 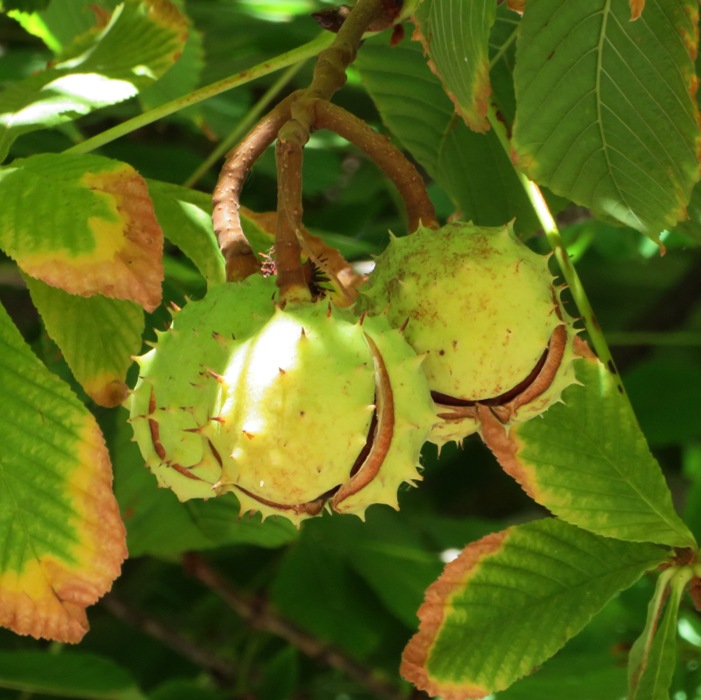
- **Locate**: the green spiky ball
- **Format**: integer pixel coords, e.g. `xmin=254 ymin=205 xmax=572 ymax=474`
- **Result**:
xmin=129 ymin=276 xmax=436 ymax=525
xmin=358 ymin=221 xmax=578 ymax=445
xmin=129 ymin=275 xmax=278 ymax=499
xmin=212 ymin=302 xmax=436 ymax=524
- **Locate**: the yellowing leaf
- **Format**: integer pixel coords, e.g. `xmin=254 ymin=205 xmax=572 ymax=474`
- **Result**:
xmin=402 ymin=519 xmax=667 ymax=698
xmin=413 ymin=0 xmax=497 ymax=133
xmin=630 ymin=0 xmax=645 ymax=20
xmin=0 ymin=302 xmax=127 ymax=642
xmin=0 ymin=153 xmax=164 ymax=311
xmin=480 ymin=353 xmax=695 ymax=548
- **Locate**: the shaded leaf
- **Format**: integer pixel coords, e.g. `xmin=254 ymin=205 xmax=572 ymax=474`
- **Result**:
xmin=625 ymin=358 xmax=701 ymax=447
xmin=356 ymin=36 xmax=540 ymax=231
xmin=3 ymin=0 xmax=51 ymax=11
xmin=0 ymin=0 xmax=188 ymax=160
xmin=480 ymin=353 xmax=695 ymax=548
xmin=271 ymin=518 xmax=390 ymax=658
xmin=413 ymin=0 xmax=497 ymax=132
xmin=401 ymin=518 xmax=668 ymax=698
xmin=628 ymin=567 xmax=691 ymax=699
xmin=512 ymin=0 xmax=700 ymax=238
xmin=139 ymin=4 xmax=204 ymax=113
xmin=0 ymin=650 xmax=145 ymax=699
xmin=497 ymin=651 xmax=627 ymax=700
xmin=303 ymin=509 xmax=443 ymax=628
xmin=146 ymin=180 xmax=226 ymax=287
xmin=26 ymin=276 xmax=143 ymax=407
xmin=0 ymin=153 xmax=164 ymax=310
xmin=673 ymin=178 xmax=701 ymax=244
xmin=0 ymin=301 xmax=127 ymax=642
xmin=150 ymin=678 xmax=224 ymax=700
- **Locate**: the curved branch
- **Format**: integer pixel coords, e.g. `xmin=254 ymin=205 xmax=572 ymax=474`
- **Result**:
xmin=312 ymin=100 xmax=438 ymax=232
xmin=275 ymin=136 xmax=311 ymax=301
xmin=212 ymin=93 xmax=298 ymax=281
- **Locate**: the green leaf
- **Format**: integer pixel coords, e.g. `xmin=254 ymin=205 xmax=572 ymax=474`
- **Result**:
xmin=0 ymin=301 xmax=126 ymax=642
xmin=497 ymin=651 xmax=627 ymax=700
xmin=3 ymin=0 xmax=51 ymax=11
xmin=139 ymin=2 xmax=205 ymax=113
xmin=150 ymin=679 xmax=225 ymax=700
xmin=270 ymin=518 xmax=390 ymax=658
xmin=146 ymin=180 xmax=226 ymax=287
xmin=355 ymin=36 xmax=539 ymax=231
xmin=628 ymin=567 xmax=691 ymax=700
xmin=0 ymin=650 xmax=145 ymax=699
xmin=625 ymin=358 xmax=701 ymax=447
xmin=258 ymin=647 xmax=299 ymax=700
xmin=480 ymin=353 xmax=696 ymax=548
xmin=303 ymin=510 xmax=443 ymax=628
xmin=413 ymin=0 xmax=497 ymax=132
xmin=0 ymin=0 xmax=188 ymax=160
xmin=512 ymin=0 xmax=700 ymax=238
xmin=0 ymin=153 xmax=164 ymax=310
xmin=8 ymin=0 xmax=119 ymax=55
xmin=401 ymin=518 xmax=668 ymax=698
xmin=26 ymin=276 xmax=144 ymax=407
xmin=109 ymin=411 xmax=296 ymax=557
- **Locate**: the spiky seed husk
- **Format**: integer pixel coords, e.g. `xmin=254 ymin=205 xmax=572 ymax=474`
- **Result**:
xmin=128 ymin=275 xmax=278 ymax=499
xmin=211 ymin=303 xmax=436 ymax=525
xmin=358 ymin=221 xmax=579 ymax=446
xmin=129 ymin=277 xmax=435 ymax=524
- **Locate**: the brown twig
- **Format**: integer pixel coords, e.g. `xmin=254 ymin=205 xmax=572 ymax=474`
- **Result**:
xmin=271 ymin=0 xmax=386 ymax=297
xmin=275 ymin=132 xmax=311 ymax=301
xmin=312 ymin=100 xmax=438 ymax=232
xmin=280 ymin=0 xmax=385 ymax=149
xmin=183 ymin=552 xmax=410 ymax=700
xmin=101 ymin=593 xmax=236 ymax=683
xmin=212 ymin=93 xmax=298 ymax=281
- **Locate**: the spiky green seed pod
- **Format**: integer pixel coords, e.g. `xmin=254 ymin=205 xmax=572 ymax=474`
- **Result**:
xmin=358 ymin=221 xmax=579 ymax=446
xmin=129 ymin=275 xmax=278 ymax=499
xmin=129 ymin=276 xmax=436 ymax=524
xmin=211 ymin=303 xmax=436 ymax=525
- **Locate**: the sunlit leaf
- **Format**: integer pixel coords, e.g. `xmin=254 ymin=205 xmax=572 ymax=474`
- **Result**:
xmin=512 ymin=0 xmax=700 ymax=238
xmin=0 ymin=153 xmax=163 ymax=311
xmin=26 ymin=277 xmax=144 ymax=407
xmin=0 ymin=302 xmax=126 ymax=642
xmin=401 ymin=518 xmax=668 ymax=698
xmin=0 ymin=0 xmax=188 ymax=160
xmin=480 ymin=352 xmax=695 ymax=548
xmin=7 ymin=0 xmax=115 ymax=55
xmin=413 ymin=0 xmax=497 ymax=132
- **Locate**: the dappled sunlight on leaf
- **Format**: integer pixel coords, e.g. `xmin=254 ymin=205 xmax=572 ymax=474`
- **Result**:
xmin=0 ymin=0 xmax=188 ymax=161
